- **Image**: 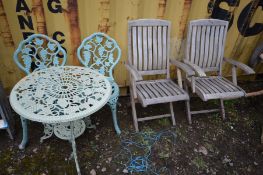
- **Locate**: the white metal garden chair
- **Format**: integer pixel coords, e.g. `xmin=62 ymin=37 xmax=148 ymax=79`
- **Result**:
xmin=181 ymin=19 xmax=255 ymax=124
xmin=77 ymin=32 xmax=121 ymax=134
xmin=126 ymin=19 xmax=193 ymax=131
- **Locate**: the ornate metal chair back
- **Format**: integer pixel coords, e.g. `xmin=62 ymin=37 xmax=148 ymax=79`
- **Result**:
xmin=13 ymin=34 xmax=67 ymax=75
xmin=77 ymin=32 xmax=121 ymax=81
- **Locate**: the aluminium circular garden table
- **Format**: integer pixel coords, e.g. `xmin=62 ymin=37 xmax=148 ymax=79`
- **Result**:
xmin=9 ymin=66 xmax=112 ymax=175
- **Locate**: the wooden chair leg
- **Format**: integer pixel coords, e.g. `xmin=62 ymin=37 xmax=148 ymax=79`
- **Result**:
xmin=169 ymin=102 xmax=176 ymax=125
xmin=184 ymin=80 xmax=192 ymax=124
xmin=130 ymin=88 xmax=139 ymax=132
xmin=220 ymin=99 xmax=226 ymax=120
xmin=185 ymin=100 xmax=192 ymax=124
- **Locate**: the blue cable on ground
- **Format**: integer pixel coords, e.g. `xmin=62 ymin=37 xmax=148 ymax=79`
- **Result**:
xmin=117 ymin=130 xmax=176 ymax=174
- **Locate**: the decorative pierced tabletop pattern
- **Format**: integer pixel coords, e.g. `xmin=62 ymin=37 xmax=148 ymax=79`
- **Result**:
xmin=10 ymin=66 xmax=111 ymax=123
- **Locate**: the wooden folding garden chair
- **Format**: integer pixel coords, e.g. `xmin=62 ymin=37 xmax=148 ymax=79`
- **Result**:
xmin=126 ymin=19 xmax=193 ymax=131
xmin=181 ymin=19 xmax=255 ymax=124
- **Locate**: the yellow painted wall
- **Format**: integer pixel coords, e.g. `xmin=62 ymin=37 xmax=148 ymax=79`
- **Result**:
xmin=0 ymin=0 xmax=262 ymax=94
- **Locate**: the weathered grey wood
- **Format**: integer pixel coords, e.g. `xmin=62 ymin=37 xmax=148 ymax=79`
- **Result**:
xmin=206 ymin=79 xmax=225 ymax=93
xmin=194 ymin=79 xmax=245 ymax=101
xmin=184 ymin=80 xmax=192 ymax=124
xmin=190 ymin=19 xmax=228 ymax=26
xmin=162 ymin=26 xmax=167 ymax=70
xmin=191 ymin=109 xmax=220 ymax=115
xmin=195 ymin=80 xmax=210 ymax=95
xmin=147 ymin=27 xmax=153 ymax=70
xmin=203 ymin=26 xmax=210 ymax=68
xmin=211 ymin=26 xmax=220 ymax=67
xmin=138 ymin=26 xmax=143 ymax=71
xmin=147 ymin=83 xmax=160 ymax=98
xmin=177 ymin=69 xmax=183 ymax=88
xmin=246 ymin=89 xmax=263 ymax=97
xmin=130 ymin=86 xmax=139 ymax=131
xmin=217 ymin=77 xmax=239 ymax=91
xmin=170 ymin=102 xmax=175 ymax=125
xmin=153 ymin=26 xmax=158 ymax=70
xmin=129 ymin=75 xmax=137 ymax=99
xmin=137 ymin=114 xmax=171 ymax=122
xmin=126 ymin=19 xmax=189 ymax=131
xmin=191 ymin=76 xmax=196 ymax=93
xmin=128 ymin=24 xmax=132 ymax=65
xmin=220 ymin=99 xmax=225 ymax=120
xmin=207 ymin=26 xmax=215 ymax=68
xmin=190 ymin=25 xmax=197 ymax=63
xmin=232 ymin=66 xmax=237 ymax=85
xmin=184 ymin=60 xmax=206 ymax=77
xmin=198 ymin=26 xmax=206 ymax=67
xmin=166 ymin=24 xmax=171 ymax=79
xmin=139 ymin=69 xmax=167 ymax=75
xmin=182 ymin=19 xmax=254 ymax=124
xmin=136 ymin=79 xmax=189 ymax=107
xmin=157 ymin=26 xmax=162 ymax=69
xmin=125 ymin=63 xmax=143 ymax=81
xmin=216 ymin=26 xmax=224 ymax=67
xmin=203 ymin=67 xmax=219 ymax=72
xmin=195 ymin=26 xmax=201 ymax=65
xmin=143 ymin=26 xmax=148 ymax=71
xmin=223 ymin=57 xmax=255 ymax=74
xmin=161 ymin=82 xmax=178 ymax=95
xmin=132 ymin=27 xmax=138 ymax=68
xmin=128 ymin=19 xmax=170 ymax=27
xmin=170 ymin=60 xmax=195 ymax=76
xmin=212 ymin=78 xmax=233 ymax=92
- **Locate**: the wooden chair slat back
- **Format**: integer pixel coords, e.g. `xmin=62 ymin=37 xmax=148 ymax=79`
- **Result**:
xmin=128 ymin=19 xmax=171 ymax=76
xmin=185 ymin=19 xmax=228 ymax=72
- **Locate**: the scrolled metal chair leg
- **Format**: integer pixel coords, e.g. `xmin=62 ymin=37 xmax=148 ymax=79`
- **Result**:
xmin=108 ymin=96 xmax=121 ymax=135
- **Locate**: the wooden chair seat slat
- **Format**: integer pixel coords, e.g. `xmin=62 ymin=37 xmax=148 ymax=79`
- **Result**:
xmin=166 ymin=81 xmax=184 ymax=95
xmin=146 ymin=83 xmax=162 ymax=98
xmin=206 ymin=79 xmax=225 ymax=93
xmin=136 ymin=80 xmax=189 ymax=106
xmin=160 ymin=82 xmax=179 ymax=96
xmin=193 ymin=77 xmax=245 ymax=101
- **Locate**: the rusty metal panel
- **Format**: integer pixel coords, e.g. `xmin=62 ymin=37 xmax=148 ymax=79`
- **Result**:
xmin=0 ymin=0 xmax=262 ymax=94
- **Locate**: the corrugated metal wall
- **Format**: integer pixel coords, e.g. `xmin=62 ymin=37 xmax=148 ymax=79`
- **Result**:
xmin=0 ymin=0 xmax=262 ymax=94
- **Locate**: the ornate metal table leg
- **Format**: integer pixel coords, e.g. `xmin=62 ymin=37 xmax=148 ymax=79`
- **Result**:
xmin=19 ymin=116 xmax=28 ymax=149
xmin=108 ymin=96 xmax=121 ymax=135
xmin=70 ymin=121 xmax=81 ymax=175
xmin=40 ymin=124 xmax=54 ymax=143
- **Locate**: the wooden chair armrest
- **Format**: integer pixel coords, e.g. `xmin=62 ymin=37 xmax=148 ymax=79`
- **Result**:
xmin=183 ymin=60 xmax=207 ymax=77
xmin=170 ymin=59 xmax=195 ymax=76
xmin=125 ymin=63 xmax=143 ymax=81
xmin=223 ymin=57 xmax=255 ymax=75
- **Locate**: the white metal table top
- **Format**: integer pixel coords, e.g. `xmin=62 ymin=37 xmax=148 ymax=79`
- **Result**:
xmin=10 ymin=66 xmax=112 ymax=123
